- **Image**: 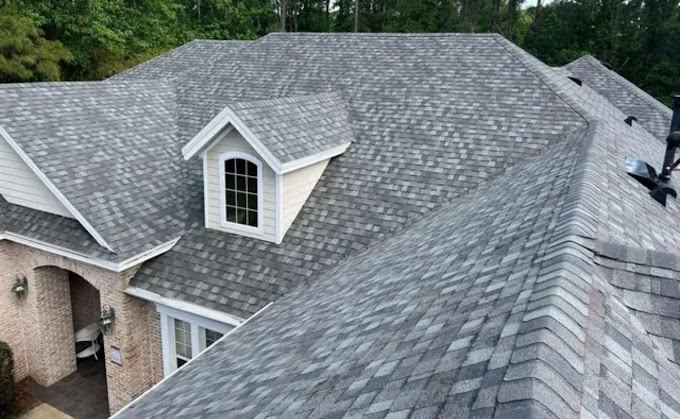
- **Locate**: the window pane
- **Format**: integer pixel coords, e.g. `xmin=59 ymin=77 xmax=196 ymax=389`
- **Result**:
xmin=225 ymin=173 xmax=235 ymax=190
xmin=247 ymin=193 xmax=257 ymax=210
xmin=236 ymin=208 xmax=246 ymax=224
xmin=205 ymin=329 xmax=223 ymax=348
xmin=225 ymin=159 xmax=235 ymax=174
xmin=247 ymin=176 xmax=257 ymax=194
xmin=236 ymin=175 xmax=246 ymax=191
xmin=226 ymin=206 xmax=236 ymax=222
xmin=247 ymin=211 xmax=258 ymax=227
xmin=247 ymin=162 xmax=257 ymax=177
xmin=226 ymin=190 xmax=236 ymax=206
xmin=236 ymin=159 xmax=246 ymax=174
xmin=174 ymin=319 xmax=192 ymax=359
xmin=236 ymin=192 xmax=247 ymax=208
xmin=177 ymin=358 xmax=188 ymax=368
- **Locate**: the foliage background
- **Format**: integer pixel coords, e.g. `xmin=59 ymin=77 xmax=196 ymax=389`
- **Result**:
xmin=0 ymin=0 xmax=678 ymax=104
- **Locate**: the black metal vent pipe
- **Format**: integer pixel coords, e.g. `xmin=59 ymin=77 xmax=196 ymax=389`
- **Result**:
xmin=671 ymin=96 xmax=680 ymax=133
xmin=659 ymin=96 xmax=680 ymax=180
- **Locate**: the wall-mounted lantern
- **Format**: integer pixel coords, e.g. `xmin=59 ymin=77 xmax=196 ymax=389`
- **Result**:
xmin=99 ymin=305 xmax=115 ymax=333
xmin=11 ymin=275 xmax=28 ymax=299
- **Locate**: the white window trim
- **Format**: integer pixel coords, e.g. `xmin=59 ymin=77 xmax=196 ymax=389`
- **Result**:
xmin=157 ymin=304 xmax=233 ymax=377
xmin=218 ymin=151 xmax=264 ymax=235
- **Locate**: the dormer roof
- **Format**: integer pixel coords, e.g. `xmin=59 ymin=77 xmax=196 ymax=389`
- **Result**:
xmin=183 ymin=91 xmax=355 ymax=173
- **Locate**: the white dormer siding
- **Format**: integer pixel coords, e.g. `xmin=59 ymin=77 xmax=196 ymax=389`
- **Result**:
xmin=282 ymin=160 xmax=328 ymax=233
xmin=0 ymin=136 xmax=74 ymax=218
xmin=205 ymin=128 xmax=278 ymax=242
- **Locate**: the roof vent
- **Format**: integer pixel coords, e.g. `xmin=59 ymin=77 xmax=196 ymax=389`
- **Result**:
xmin=626 ymin=96 xmax=680 ymax=206
xmin=568 ymin=77 xmax=582 ymax=86
xmin=624 ymin=116 xmax=637 ymax=126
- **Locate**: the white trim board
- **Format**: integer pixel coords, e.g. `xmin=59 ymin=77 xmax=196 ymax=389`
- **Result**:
xmin=0 ymin=126 xmax=114 ymax=252
xmin=182 ymin=106 xmax=351 ymax=174
xmin=125 ymin=286 xmax=244 ymax=327
xmin=110 ymin=301 xmax=274 ymax=419
xmin=275 ymin=172 xmax=283 ymax=244
xmin=0 ymin=232 xmax=179 ymax=272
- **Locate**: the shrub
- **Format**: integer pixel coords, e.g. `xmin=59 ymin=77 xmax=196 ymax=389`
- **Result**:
xmin=0 ymin=341 xmax=16 ymax=419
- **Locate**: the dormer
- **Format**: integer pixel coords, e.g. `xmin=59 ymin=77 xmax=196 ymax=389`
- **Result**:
xmin=183 ymin=92 xmax=354 ymax=244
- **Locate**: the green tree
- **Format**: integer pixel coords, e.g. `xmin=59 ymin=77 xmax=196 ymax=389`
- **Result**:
xmin=0 ymin=7 xmax=71 ymax=82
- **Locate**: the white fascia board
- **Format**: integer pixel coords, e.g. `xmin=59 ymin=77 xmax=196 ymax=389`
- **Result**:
xmin=110 ymin=300 xmax=272 ymax=419
xmin=279 ymin=142 xmax=352 ymax=174
xmin=0 ymin=126 xmax=114 ymax=252
xmin=0 ymin=232 xmax=179 ymax=272
xmin=183 ymin=108 xmax=352 ymax=175
xmin=182 ymin=106 xmax=283 ymax=173
xmin=275 ymin=172 xmax=283 ymax=244
xmin=126 ymin=286 xmax=245 ymax=327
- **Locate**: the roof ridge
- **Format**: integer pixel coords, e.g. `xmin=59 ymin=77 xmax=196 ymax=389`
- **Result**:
xmin=571 ymin=55 xmax=672 ymax=120
xmin=286 ymin=122 xmax=595 ymax=299
xmin=226 ymin=90 xmax=343 ymax=110
xmin=492 ymin=119 xmax=601 ymax=416
xmin=109 ymin=39 xmax=253 ymax=82
xmin=0 ymin=79 xmax=173 ymax=90
xmin=263 ymin=32 xmax=497 ymax=37
xmin=491 ymin=35 xmax=593 ymax=125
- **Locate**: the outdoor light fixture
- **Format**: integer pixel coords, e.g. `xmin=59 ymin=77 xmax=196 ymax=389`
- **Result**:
xmin=99 ymin=305 xmax=115 ymax=333
xmin=11 ymin=275 xmax=28 ymax=299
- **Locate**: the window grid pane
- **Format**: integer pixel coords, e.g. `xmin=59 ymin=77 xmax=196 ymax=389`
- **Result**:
xmin=205 ymin=329 xmax=223 ymax=348
xmin=174 ymin=319 xmax=192 ymax=360
xmin=224 ymin=158 xmax=258 ymax=228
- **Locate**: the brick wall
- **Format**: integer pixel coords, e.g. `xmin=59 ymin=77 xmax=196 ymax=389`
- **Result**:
xmin=0 ymin=242 xmax=28 ymax=380
xmin=0 ymin=240 xmax=164 ymax=415
xmin=27 ymin=266 xmax=75 ymax=386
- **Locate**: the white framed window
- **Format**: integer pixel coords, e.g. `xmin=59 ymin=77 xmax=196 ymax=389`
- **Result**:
xmin=158 ymin=305 xmax=233 ymax=376
xmin=174 ymin=319 xmax=192 ymax=368
xmin=219 ymin=152 xmax=263 ymax=234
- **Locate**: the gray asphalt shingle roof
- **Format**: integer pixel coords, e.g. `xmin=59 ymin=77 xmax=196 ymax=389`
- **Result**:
xmin=3 ymin=33 xmax=680 ymax=418
xmin=0 ymin=82 xmax=184 ymax=256
xmin=0 ymin=196 xmax=114 ymax=259
xmin=114 ymin=34 xmax=680 ymax=418
xmin=119 ymin=60 xmax=680 ymax=417
xmin=566 ymin=55 xmax=672 ymax=139
xmin=131 ymin=33 xmax=586 ymax=317
xmin=112 ymin=39 xmax=252 ymax=82
xmin=225 ymin=91 xmax=355 ymax=164
xmin=0 ymin=80 xmax=183 ymax=257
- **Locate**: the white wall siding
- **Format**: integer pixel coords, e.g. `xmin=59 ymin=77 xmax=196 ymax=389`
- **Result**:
xmin=0 ymin=137 xmax=73 ymax=218
xmin=205 ymin=128 xmax=278 ymax=242
xmin=281 ymin=160 xmax=328 ymax=235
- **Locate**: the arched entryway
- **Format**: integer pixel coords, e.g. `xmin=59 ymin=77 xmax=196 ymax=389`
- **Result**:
xmin=24 ymin=265 xmax=109 ymax=418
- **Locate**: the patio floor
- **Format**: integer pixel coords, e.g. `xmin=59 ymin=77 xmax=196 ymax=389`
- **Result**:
xmin=27 ymin=354 xmax=109 ymax=419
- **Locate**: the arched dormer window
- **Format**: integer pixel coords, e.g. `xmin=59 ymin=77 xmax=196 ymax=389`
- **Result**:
xmin=219 ymin=152 xmax=263 ymax=233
